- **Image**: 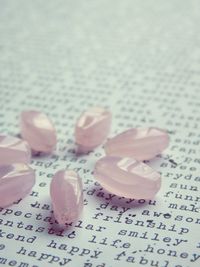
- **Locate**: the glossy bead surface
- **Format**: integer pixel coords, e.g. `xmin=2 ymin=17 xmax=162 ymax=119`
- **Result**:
xmin=50 ymin=170 xmax=83 ymax=225
xmin=75 ymin=107 xmax=111 ymax=153
xmin=0 ymin=135 xmax=31 ymax=164
xmin=94 ymin=156 xmax=161 ymax=199
xmin=20 ymin=110 xmax=57 ymax=153
xmin=0 ymin=163 xmax=35 ymax=207
xmin=104 ymin=127 xmax=169 ymax=160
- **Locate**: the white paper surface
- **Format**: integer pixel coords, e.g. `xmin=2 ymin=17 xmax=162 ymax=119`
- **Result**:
xmin=0 ymin=1 xmax=200 ymax=266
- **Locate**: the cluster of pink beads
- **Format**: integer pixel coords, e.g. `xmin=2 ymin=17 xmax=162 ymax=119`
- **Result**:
xmin=0 ymin=108 xmax=169 ymax=226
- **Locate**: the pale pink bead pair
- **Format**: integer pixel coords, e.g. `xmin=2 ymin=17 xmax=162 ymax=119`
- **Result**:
xmin=20 ymin=108 xmax=110 ymax=155
xmin=75 ymin=107 xmax=169 ymax=200
xmin=94 ymin=128 xmax=169 ymax=199
xmin=49 ymin=107 xmax=111 ymax=225
xmin=0 ymin=110 xmax=58 ymax=209
xmin=0 ymin=135 xmax=35 ymax=208
xmin=0 ymin=138 xmax=82 ymax=225
xmin=0 ymin=110 xmax=57 ymax=209
xmin=20 ymin=111 xmax=83 ymax=225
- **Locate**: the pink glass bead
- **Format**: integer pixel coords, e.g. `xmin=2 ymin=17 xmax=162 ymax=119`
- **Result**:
xmin=94 ymin=156 xmax=161 ymax=199
xmin=104 ymin=127 xmax=169 ymax=161
xmin=0 ymin=163 xmax=35 ymax=207
xmin=20 ymin=111 xmax=57 ymax=153
xmin=50 ymin=170 xmax=83 ymax=225
xmin=75 ymin=107 xmax=112 ymax=153
xmin=0 ymin=135 xmax=31 ymax=164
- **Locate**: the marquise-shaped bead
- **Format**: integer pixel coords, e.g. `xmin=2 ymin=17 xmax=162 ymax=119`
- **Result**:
xmin=0 ymin=135 xmax=31 ymax=164
xmin=104 ymin=127 xmax=169 ymax=160
xmin=0 ymin=163 xmax=35 ymax=207
xmin=20 ymin=111 xmax=57 ymax=153
xmin=75 ymin=107 xmax=111 ymax=153
xmin=94 ymin=156 xmax=161 ymax=199
xmin=50 ymin=170 xmax=83 ymax=225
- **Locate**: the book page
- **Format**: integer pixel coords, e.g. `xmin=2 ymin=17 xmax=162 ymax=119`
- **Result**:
xmin=0 ymin=0 xmax=199 ymax=266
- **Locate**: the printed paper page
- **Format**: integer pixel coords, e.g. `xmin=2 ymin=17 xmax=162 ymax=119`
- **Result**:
xmin=0 ymin=1 xmax=199 ymax=266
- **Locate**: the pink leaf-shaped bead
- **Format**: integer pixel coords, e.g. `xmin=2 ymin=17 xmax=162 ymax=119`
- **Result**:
xmin=94 ymin=156 xmax=161 ymax=199
xmin=0 ymin=135 xmax=31 ymax=164
xmin=50 ymin=170 xmax=83 ymax=225
xmin=104 ymin=127 xmax=169 ymax=161
xmin=20 ymin=111 xmax=57 ymax=153
xmin=0 ymin=163 xmax=35 ymax=207
xmin=75 ymin=107 xmax=112 ymax=153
